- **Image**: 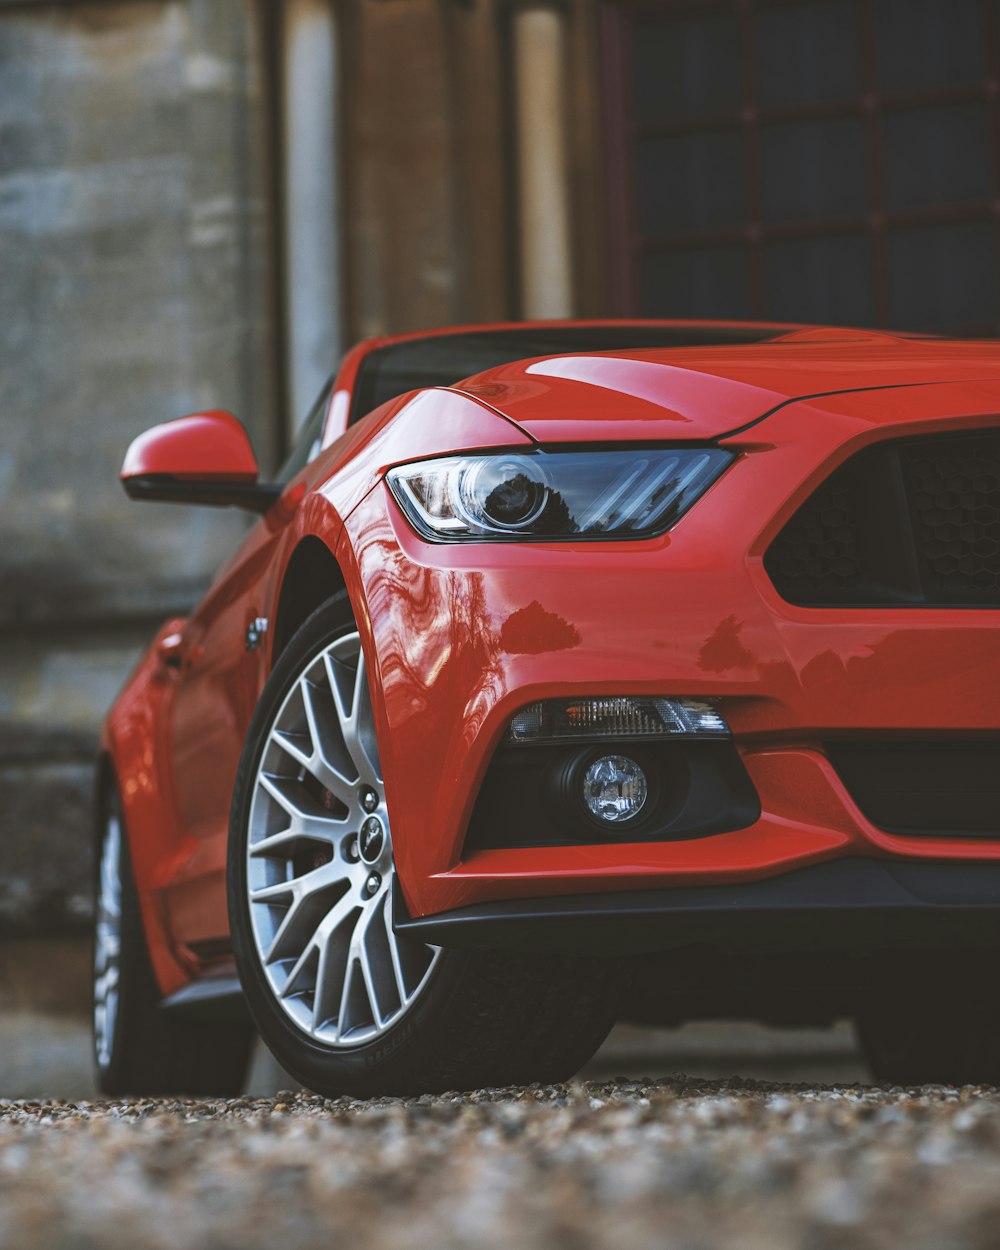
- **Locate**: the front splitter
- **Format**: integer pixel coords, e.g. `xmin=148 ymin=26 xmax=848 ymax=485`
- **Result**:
xmin=393 ymin=858 xmax=1000 ymax=956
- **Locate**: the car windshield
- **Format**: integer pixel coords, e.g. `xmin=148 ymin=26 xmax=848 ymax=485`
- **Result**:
xmin=348 ymin=324 xmax=793 ymax=424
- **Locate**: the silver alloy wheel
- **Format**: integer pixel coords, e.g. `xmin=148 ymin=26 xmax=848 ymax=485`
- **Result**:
xmin=246 ymin=631 xmax=440 ymax=1046
xmin=93 ymin=807 xmax=122 ymax=1070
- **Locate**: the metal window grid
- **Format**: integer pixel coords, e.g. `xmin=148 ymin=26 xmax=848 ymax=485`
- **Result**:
xmin=601 ymin=0 xmax=1000 ymax=333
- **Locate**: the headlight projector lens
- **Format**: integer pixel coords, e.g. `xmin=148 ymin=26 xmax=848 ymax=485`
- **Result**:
xmin=460 ymin=457 xmax=549 ymax=531
xmin=582 ymin=754 xmax=648 ymax=825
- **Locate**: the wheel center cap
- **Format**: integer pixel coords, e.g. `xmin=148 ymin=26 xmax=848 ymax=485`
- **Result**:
xmin=359 ymin=816 xmax=385 ymax=864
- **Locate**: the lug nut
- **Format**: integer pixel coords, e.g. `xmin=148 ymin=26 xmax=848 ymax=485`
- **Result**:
xmin=364 ymin=872 xmax=382 ymax=897
xmin=360 ymin=787 xmax=379 ymax=813
xmin=344 ymin=836 xmax=360 ymax=863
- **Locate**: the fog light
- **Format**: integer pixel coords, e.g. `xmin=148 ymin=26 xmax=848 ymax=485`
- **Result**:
xmin=583 ymin=755 xmax=648 ymax=824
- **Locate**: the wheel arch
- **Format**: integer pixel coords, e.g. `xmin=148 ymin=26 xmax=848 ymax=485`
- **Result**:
xmin=272 ymin=535 xmax=348 ymax=664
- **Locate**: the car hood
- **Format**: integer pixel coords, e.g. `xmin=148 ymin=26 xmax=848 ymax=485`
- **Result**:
xmin=453 ymin=333 xmax=1000 ymax=443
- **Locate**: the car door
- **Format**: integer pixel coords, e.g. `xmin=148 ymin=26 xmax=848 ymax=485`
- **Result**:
xmin=162 ymin=383 xmax=333 ymax=947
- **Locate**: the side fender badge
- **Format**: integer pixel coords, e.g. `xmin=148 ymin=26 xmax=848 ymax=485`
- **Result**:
xmin=245 ymin=617 xmax=269 ymax=653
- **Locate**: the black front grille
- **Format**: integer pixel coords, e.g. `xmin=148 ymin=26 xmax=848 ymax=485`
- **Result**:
xmin=828 ymin=742 xmax=1000 ymax=839
xmin=765 ymin=429 xmax=1000 ymax=607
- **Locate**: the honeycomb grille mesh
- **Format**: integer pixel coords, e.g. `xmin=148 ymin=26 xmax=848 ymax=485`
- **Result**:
xmin=766 ymin=480 xmax=862 ymax=594
xmin=903 ymin=436 xmax=1000 ymax=596
xmin=765 ymin=429 xmax=1000 ymax=607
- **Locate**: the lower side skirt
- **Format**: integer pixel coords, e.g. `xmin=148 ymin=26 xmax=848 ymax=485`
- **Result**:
xmin=392 ymin=858 xmax=1000 ymax=956
xmin=161 ymin=974 xmax=248 ymax=1021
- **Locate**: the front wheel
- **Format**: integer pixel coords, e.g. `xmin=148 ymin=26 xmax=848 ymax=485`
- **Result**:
xmin=228 ymin=594 xmax=615 ymax=1097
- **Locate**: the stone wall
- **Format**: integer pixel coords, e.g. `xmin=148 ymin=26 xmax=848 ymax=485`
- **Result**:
xmin=0 ymin=0 xmax=274 ymax=932
xmin=0 ymin=0 xmax=601 ymax=939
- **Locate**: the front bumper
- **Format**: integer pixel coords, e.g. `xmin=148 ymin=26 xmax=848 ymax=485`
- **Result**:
xmin=340 ymin=378 xmax=1000 ymax=922
xmin=392 ymin=859 xmax=1000 ymax=955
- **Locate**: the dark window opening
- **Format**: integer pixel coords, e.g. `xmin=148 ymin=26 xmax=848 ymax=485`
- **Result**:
xmin=604 ymin=0 xmax=1000 ymax=336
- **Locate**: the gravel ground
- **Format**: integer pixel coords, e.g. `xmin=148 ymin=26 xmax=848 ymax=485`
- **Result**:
xmin=3 ymin=1078 xmax=1000 ymax=1250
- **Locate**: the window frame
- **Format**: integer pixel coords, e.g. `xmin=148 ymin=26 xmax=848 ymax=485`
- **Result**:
xmin=274 ymin=376 xmax=334 ymax=485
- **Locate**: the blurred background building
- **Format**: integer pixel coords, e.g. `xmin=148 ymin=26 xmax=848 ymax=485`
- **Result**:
xmin=1 ymin=0 xmax=998 ymax=973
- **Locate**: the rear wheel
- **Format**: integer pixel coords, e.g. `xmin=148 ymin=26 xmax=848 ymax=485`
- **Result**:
xmin=229 ymin=593 xmax=616 ymax=1097
xmin=93 ymin=783 xmax=255 ymax=1096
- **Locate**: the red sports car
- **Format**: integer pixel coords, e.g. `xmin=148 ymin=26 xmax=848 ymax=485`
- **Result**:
xmin=95 ymin=320 xmax=1000 ymax=1096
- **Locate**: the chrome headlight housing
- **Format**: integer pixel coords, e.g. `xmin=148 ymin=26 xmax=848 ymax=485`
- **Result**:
xmin=386 ymin=448 xmax=733 ymax=542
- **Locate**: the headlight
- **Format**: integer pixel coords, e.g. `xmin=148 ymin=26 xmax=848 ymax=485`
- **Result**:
xmin=386 ymin=448 xmax=733 ymax=541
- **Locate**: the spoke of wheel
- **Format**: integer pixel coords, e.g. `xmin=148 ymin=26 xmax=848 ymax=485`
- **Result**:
xmin=100 ymin=866 xmax=119 ymax=919
xmin=249 ymin=828 xmax=319 ymax=859
xmin=251 ymin=857 xmax=344 ymax=905
xmin=279 ymin=936 xmax=318 ymax=999
xmin=94 ymin=964 xmax=119 ymax=999
xmin=313 ymin=904 xmax=358 ymax=1031
xmin=352 ymin=652 xmax=368 ymax=724
xmin=298 ymin=675 xmax=323 ymax=749
xmin=383 ymin=892 xmax=409 ymax=1004
xmin=300 ymin=678 xmax=358 ymax=800
xmin=262 ymin=903 xmax=302 ymax=966
xmin=255 ymin=874 xmax=345 ymax=965
xmin=248 ymin=629 xmax=440 ymax=1047
xmin=272 ymin=728 xmax=312 ymax=770
xmin=254 ymin=777 xmax=347 ymax=847
xmin=280 ymin=892 xmax=356 ymax=998
xmin=95 ymin=923 xmax=120 ymax=961
xmin=336 ymin=957 xmax=359 ymax=1040
xmin=250 ymin=879 xmax=296 ymax=905
xmin=311 ymin=939 xmax=332 ymax=1030
xmin=257 ymin=773 xmax=316 ymax=822
xmin=356 ymin=901 xmax=387 ymax=1028
xmin=350 ymin=652 xmax=382 ymax=782
xmin=324 ymin=650 xmax=379 ymax=785
xmin=323 ymin=650 xmax=355 ymax=727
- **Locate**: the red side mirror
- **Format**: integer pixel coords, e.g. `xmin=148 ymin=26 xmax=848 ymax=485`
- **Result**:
xmin=120 ymin=411 xmax=280 ymax=513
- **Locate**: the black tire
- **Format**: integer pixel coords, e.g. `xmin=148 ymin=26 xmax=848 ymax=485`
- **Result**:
xmin=92 ymin=781 xmax=255 ymax=1097
xmin=228 ymin=592 xmax=616 ymax=1097
xmin=858 ymin=998 xmax=1000 ymax=1086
